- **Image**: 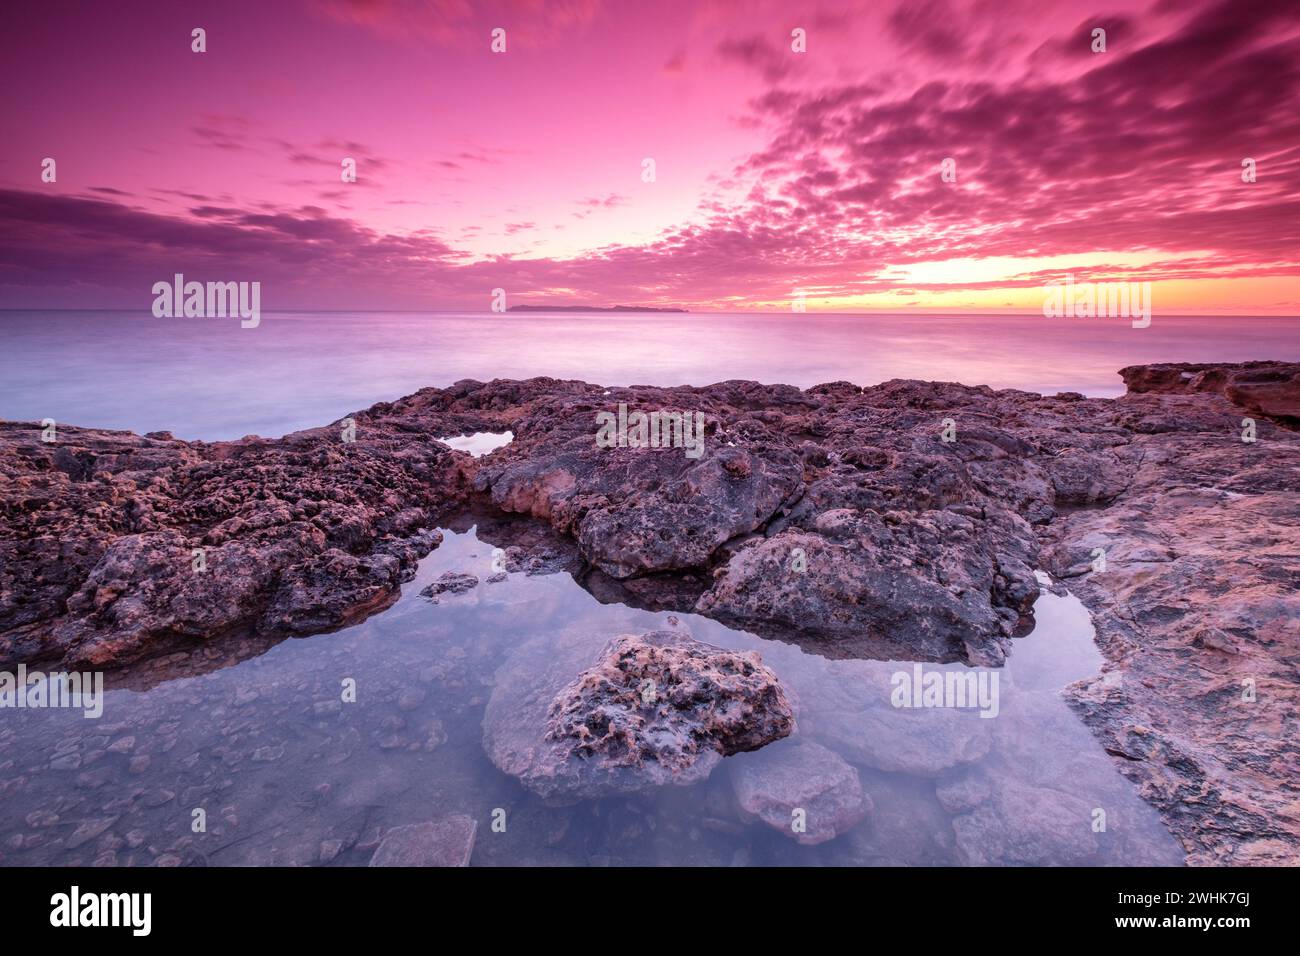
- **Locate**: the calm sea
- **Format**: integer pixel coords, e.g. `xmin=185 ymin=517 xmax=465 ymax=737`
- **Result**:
xmin=2 ymin=309 xmax=1297 ymax=440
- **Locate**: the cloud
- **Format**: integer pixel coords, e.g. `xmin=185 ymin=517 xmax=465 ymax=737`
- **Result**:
xmin=696 ymin=0 xmax=1300 ymax=289
xmin=886 ymin=0 xmax=969 ymax=60
xmin=310 ymin=0 xmax=603 ymax=47
xmin=270 ymin=137 xmax=392 ymax=171
xmin=576 ymin=193 xmax=628 ymax=209
xmin=717 ymin=34 xmax=794 ymax=82
xmin=192 ymin=126 xmax=251 ymax=152
xmin=5 ymin=0 xmax=1299 ymax=310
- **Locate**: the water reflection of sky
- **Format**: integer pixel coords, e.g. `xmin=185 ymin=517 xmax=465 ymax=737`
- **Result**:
xmin=436 ymin=431 xmax=513 ymax=457
xmin=0 ymin=528 xmax=1184 ymax=867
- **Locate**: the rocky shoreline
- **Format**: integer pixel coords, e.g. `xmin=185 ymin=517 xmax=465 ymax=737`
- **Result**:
xmin=2 ymin=361 xmax=1297 ymax=865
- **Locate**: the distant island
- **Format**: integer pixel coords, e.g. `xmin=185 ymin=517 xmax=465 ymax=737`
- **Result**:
xmin=507 ymin=304 xmax=689 ymax=313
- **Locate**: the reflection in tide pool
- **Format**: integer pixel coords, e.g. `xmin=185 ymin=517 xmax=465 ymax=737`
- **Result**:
xmin=0 ymin=528 xmax=1183 ymax=866
xmin=435 ymin=431 xmax=514 ymax=457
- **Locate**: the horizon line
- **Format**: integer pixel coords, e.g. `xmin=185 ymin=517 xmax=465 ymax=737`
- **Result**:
xmin=3 ymin=308 xmax=1300 ymax=319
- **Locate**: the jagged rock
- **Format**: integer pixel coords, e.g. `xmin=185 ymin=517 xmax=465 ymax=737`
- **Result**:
xmin=1043 ymin=443 xmax=1300 ymax=865
xmin=731 ymin=739 xmax=870 ymax=845
xmin=1120 ymin=361 xmax=1300 ymax=425
xmin=419 ymin=571 xmax=479 ymax=601
xmin=0 ymin=419 xmax=465 ymax=667
xmin=695 ymin=514 xmax=1031 ymax=666
xmin=483 ymin=629 xmax=793 ymax=801
xmin=4 ymin=363 xmax=1300 ymax=864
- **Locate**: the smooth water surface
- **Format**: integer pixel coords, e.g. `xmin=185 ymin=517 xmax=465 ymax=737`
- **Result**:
xmin=3 ymin=310 xmax=1297 ymax=440
xmin=0 ymin=528 xmax=1183 ymax=867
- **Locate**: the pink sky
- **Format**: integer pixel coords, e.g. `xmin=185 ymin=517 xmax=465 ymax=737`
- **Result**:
xmin=2 ymin=0 xmax=1299 ymax=312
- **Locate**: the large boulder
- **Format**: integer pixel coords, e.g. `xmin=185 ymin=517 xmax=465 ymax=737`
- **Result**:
xmin=695 ymin=508 xmax=1036 ymax=666
xmin=482 ymin=629 xmax=793 ymax=801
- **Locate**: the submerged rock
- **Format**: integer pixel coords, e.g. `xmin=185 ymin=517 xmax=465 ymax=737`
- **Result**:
xmin=816 ymin=700 xmax=992 ymax=778
xmin=483 ymin=629 xmax=793 ymax=801
xmin=368 ymin=815 xmax=477 ymax=867
xmin=947 ymin=778 xmax=1100 ymax=866
xmin=419 ymin=571 xmax=479 ymax=602
xmin=731 ymin=739 xmax=870 ymax=845
xmin=796 ymin=660 xmax=993 ymax=777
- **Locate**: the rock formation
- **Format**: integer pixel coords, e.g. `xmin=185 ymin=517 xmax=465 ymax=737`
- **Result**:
xmin=1120 ymin=361 xmax=1300 ymax=425
xmin=482 ymin=629 xmax=793 ymax=801
xmin=3 ymin=362 xmax=1297 ymax=864
xmin=0 ymin=419 xmax=466 ymax=667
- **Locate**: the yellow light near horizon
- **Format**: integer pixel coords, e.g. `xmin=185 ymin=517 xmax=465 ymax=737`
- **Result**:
xmin=882 ymin=251 xmax=1193 ymax=287
xmin=774 ymin=275 xmax=1300 ymax=315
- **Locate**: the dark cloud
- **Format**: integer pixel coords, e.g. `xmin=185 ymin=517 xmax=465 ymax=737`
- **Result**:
xmin=886 ymin=0 xmax=969 ymax=60
xmin=717 ymin=34 xmax=794 ymax=82
xmin=4 ymin=0 xmax=1298 ymax=309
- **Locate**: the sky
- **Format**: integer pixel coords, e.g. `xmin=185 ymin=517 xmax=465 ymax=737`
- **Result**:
xmin=1 ymin=0 xmax=1299 ymax=313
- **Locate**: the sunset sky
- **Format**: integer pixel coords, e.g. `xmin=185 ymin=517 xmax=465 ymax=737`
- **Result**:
xmin=2 ymin=0 xmax=1299 ymax=313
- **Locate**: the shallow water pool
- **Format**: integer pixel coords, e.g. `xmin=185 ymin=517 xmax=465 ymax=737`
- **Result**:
xmin=0 ymin=527 xmax=1183 ymax=866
